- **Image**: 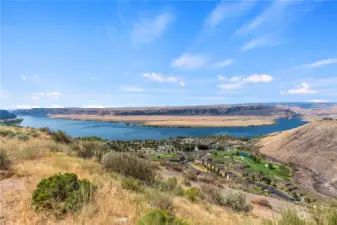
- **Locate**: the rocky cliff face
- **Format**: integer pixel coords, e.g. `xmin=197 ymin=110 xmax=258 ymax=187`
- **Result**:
xmin=0 ymin=110 xmax=17 ymax=120
xmin=14 ymin=105 xmax=298 ymax=118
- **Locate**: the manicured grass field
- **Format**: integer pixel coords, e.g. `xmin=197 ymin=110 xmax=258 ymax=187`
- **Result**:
xmin=148 ymin=153 xmax=178 ymax=160
xmin=211 ymin=149 xmax=291 ymax=180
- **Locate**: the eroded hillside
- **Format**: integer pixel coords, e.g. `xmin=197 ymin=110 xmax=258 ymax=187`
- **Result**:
xmin=258 ymin=121 xmax=337 ymax=198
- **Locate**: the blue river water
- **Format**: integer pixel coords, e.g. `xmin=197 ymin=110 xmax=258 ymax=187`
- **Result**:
xmin=19 ymin=116 xmax=307 ymax=140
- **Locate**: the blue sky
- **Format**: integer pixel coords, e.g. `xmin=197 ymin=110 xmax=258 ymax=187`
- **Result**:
xmin=1 ymin=0 xmax=337 ymax=109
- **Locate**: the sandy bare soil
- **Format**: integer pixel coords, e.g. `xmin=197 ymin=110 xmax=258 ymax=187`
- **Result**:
xmin=50 ymin=115 xmax=276 ymax=127
xmin=257 ymin=121 xmax=337 ymax=198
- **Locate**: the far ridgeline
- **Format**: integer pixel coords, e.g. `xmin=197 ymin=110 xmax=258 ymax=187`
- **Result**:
xmin=0 ymin=110 xmax=17 ymax=120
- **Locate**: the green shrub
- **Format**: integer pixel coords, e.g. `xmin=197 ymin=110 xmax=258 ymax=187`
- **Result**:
xmin=19 ymin=147 xmax=42 ymax=160
xmin=0 ymin=150 xmax=11 ymax=170
xmin=158 ymin=177 xmax=184 ymax=196
xmin=278 ymin=208 xmax=307 ymax=225
xmin=71 ymin=141 xmax=103 ymax=159
xmin=101 ymin=152 xmax=156 ymax=183
xmin=182 ymin=178 xmax=191 ymax=187
xmin=30 ymin=132 xmax=40 ymax=138
xmin=183 ymin=171 xmax=197 ymax=181
xmin=184 ymin=187 xmax=202 ymax=203
xmin=224 ymin=192 xmax=252 ymax=213
xmin=121 ymin=177 xmax=144 ymax=192
xmin=32 ymin=173 xmax=95 ymax=216
xmin=200 ymin=184 xmax=225 ymax=206
xmin=0 ymin=130 xmax=14 ymax=137
xmin=15 ymin=134 xmax=29 ymax=141
xmin=51 ymin=130 xmax=72 ymax=144
xmin=39 ymin=127 xmax=52 ymax=134
xmin=147 ymin=191 xmax=174 ymax=212
xmin=137 ymin=209 xmax=188 ymax=225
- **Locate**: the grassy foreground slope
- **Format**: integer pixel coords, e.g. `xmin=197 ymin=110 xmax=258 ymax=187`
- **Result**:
xmin=258 ymin=120 xmax=337 ymax=198
xmin=1 ymin=126 xmax=336 ymax=225
xmin=0 ymin=126 xmax=264 ymax=225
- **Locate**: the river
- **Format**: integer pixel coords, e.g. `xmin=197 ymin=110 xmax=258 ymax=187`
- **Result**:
xmin=19 ymin=116 xmax=307 ymax=141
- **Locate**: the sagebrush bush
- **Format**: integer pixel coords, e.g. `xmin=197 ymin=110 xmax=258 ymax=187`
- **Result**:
xmin=71 ymin=141 xmax=104 ymax=159
xmin=32 ymin=173 xmax=95 ymax=216
xmin=278 ymin=208 xmax=307 ymax=225
xmin=147 ymin=191 xmax=174 ymax=212
xmin=137 ymin=209 xmax=188 ymax=225
xmin=184 ymin=187 xmax=202 ymax=203
xmin=51 ymin=130 xmax=72 ymax=144
xmin=158 ymin=177 xmax=184 ymax=196
xmin=15 ymin=134 xmax=29 ymax=141
xmin=200 ymin=184 xmax=225 ymax=206
xmin=224 ymin=192 xmax=252 ymax=213
xmin=121 ymin=177 xmax=144 ymax=192
xmin=101 ymin=152 xmax=156 ymax=183
xmin=183 ymin=171 xmax=197 ymax=181
xmin=0 ymin=150 xmax=11 ymax=170
xmin=0 ymin=130 xmax=14 ymax=137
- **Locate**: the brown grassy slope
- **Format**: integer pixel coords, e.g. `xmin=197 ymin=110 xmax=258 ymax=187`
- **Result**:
xmin=257 ymin=121 xmax=337 ymax=198
xmin=0 ymin=126 xmax=264 ymax=225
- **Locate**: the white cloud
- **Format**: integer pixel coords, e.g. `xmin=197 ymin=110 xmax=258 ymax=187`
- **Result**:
xmin=16 ymin=105 xmax=40 ymax=109
xmin=305 ymin=58 xmax=337 ymax=68
xmin=178 ymin=81 xmax=186 ymax=87
xmin=218 ymin=83 xmax=244 ymax=90
xmin=33 ymin=75 xmax=39 ymax=80
xmin=91 ymin=76 xmax=96 ymax=80
xmin=32 ymin=92 xmax=62 ymax=100
xmin=49 ymin=105 xmax=64 ymax=108
xmin=308 ymin=99 xmax=329 ymax=103
xmin=20 ymin=75 xmax=27 ymax=81
xmin=132 ymin=12 xmax=174 ymax=44
xmin=217 ymin=75 xmax=226 ymax=81
xmin=243 ymin=74 xmax=273 ymax=83
xmin=171 ymin=53 xmax=208 ymax=70
xmin=119 ymin=86 xmax=144 ymax=92
xmin=211 ymin=59 xmax=233 ymax=68
xmin=281 ymin=82 xmax=317 ymax=95
xmin=241 ymin=35 xmax=278 ymax=51
xmin=229 ymin=76 xmax=243 ymax=82
xmin=184 ymin=96 xmax=228 ymax=100
xmin=142 ymin=73 xmax=185 ymax=87
xmin=206 ymin=1 xmax=256 ymax=27
xmin=218 ymin=74 xmax=273 ymax=90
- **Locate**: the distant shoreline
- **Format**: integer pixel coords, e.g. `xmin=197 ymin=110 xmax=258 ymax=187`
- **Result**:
xmin=49 ymin=114 xmax=277 ymax=128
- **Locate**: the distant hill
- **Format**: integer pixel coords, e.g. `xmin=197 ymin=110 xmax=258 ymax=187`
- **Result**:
xmin=0 ymin=110 xmax=17 ymax=120
xmin=14 ymin=104 xmax=298 ymax=118
xmin=257 ymin=120 xmax=337 ymax=198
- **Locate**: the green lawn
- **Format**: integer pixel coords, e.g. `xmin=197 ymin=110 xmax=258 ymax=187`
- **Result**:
xmin=148 ymin=153 xmax=178 ymax=160
xmin=211 ymin=149 xmax=291 ymax=180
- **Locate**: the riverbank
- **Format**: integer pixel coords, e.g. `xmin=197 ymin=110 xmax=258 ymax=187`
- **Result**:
xmin=0 ymin=118 xmax=23 ymax=125
xmin=50 ymin=115 xmax=277 ymax=128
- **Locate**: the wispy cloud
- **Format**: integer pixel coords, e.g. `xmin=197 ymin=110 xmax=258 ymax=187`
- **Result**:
xmin=131 ymin=12 xmax=174 ymax=44
xmin=241 ymin=34 xmax=280 ymax=51
xmin=82 ymin=105 xmax=105 ymax=108
xmin=206 ymin=0 xmax=256 ymax=27
xmin=171 ymin=53 xmax=233 ymax=70
xmin=210 ymin=59 xmax=233 ymax=68
xmin=171 ymin=53 xmax=208 ymax=70
xmin=308 ymin=99 xmax=329 ymax=103
xmin=20 ymin=75 xmax=27 ymax=81
xmin=184 ymin=96 xmax=228 ymax=100
xmin=304 ymin=58 xmax=337 ymax=68
xmin=16 ymin=105 xmax=41 ymax=109
xmin=142 ymin=72 xmax=185 ymax=87
xmin=217 ymin=75 xmax=226 ymax=81
xmin=218 ymin=74 xmax=273 ymax=90
xmin=281 ymin=82 xmax=317 ymax=95
xmin=32 ymin=92 xmax=62 ymax=100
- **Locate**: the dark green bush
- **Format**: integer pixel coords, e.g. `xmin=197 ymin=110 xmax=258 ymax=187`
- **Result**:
xmin=184 ymin=187 xmax=202 ymax=203
xmin=0 ymin=150 xmax=11 ymax=170
xmin=200 ymin=184 xmax=225 ymax=206
xmin=121 ymin=177 xmax=144 ymax=192
xmin=32 ymin=173 xmax=95 ymax=216
xmin=51 ymin=130 xmax=72 ymax=144
xmin=39 ymin=127 xmax=52 ymax=134
xmin=101 ymin=152 xmax=156 ymax=183
xmin=147 ymin=191 xmax=174 ymax=212
xmin=137 ymin=209 xmax=188 ymax=225
xmin=15 ymin=134 xmax=29 ymax=141
xmin=224 ymin=192 xmax=252 ymax=213
xmin=0 ymin=130 xmax=14 ymax=137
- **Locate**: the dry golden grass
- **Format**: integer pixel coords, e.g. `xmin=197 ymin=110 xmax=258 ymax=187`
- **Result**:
xmin=51 ymin=114 xmax=276 ymax=127
xmin=0 ymin=126 xmax=268 ymax=225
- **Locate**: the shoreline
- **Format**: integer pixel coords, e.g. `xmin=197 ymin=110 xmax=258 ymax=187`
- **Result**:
xmin=49 ymin=114 xmax=277 ymax=128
